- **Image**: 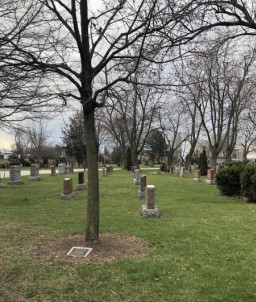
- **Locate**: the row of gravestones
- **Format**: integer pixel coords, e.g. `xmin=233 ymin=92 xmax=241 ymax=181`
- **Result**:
xmin=0 ymin=164 xmax=88 ymax=198
xmin=61 ymin=165 xmax=114 ymax=200
xmin=175 ymin=166 xmax=216 ymax=185
xmin=132 ymin=166 xmax=160 ymax=218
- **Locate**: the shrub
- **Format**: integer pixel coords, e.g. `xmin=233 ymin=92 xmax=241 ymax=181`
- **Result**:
xmin=160 ymin=163 xmax=168 ymax=172
xmin=241 ymin=165 xmax=256 ymax=203
xmin=199 ymin=148 xmax=208 ymax=176
xmin=216 ymin=163 xmax=245 ymax=196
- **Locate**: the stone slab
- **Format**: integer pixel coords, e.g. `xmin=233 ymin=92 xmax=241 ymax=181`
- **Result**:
xmin=29 ymin=176 xmax=41 ymax=181
xmin=60 ymin=192 xmax=75 ymax=200
xmin=193 ymin=178 xmax=201 ymax=182
xmin=67 ymin=247 xmax=93 ymax=257
xmin=141 ymin=204 xmax=160 ymax=218
xmin=8 ymin=180 xmax=24 ymax=185
xmin=76 ymin=183 xmax=87 ymax=191
xmin=205 ymin=179 xmax=215 ymax=185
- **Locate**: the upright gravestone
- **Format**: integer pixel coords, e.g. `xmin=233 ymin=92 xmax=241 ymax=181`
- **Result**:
xmin=8 ymin=165 xmax=23 ymax=185
xmin=134 ymin=169 xmax=140 ymax=185
xmin=0 ymin=174 xmax=4 ymax=188
xmin=102 ymin=167 xmax=107 ymax=176
xmin=175 ymin=167 xmax=180 ymax=176
xmin=50 ymin=165 xmax=57 ymax=176
xmin=60 ymin=178 xmax=74 ymax=200
xmin=106 ymin=166 xmax=112 ymax=174
xmin=180 ymin=167 xmax=185 ymax=177
xmin=194 ymin=170 xmax=201 ymax=182
xmin=139 ymin=175 xmax=146 ymax=199
xmin=206 ymin=169 xmax=215 ymax=185
xmin=141 ymin=185 xmax=160 ymax=218
xmin=77 ymin=171 xmax=87 ymax=191
xmin=29 ymin=164 xmax=40 ymax=181
xmin=58 ymin=163 xmax=66 ymax=175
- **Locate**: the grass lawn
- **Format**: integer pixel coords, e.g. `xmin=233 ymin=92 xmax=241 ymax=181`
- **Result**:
xmin=0 ymin=168 xmax=255 ymax=302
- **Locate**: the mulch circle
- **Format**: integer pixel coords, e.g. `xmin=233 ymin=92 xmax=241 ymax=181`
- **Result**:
xmin=33 ymin=233 xmax=149 ymax=263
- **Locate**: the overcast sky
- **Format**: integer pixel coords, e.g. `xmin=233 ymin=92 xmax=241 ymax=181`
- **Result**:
xmin=0 ymin=1 xmax=103 ymax=150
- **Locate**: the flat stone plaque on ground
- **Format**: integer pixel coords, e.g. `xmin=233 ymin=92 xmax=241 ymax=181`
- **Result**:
xmin=67 ymin=247 xmax=93 ymax=257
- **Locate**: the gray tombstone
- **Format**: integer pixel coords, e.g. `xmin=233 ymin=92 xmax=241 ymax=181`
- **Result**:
xmin=0 ymin=174 xmax=4 ymax=188
xmin=180 ymin=167 xmax=185 ymax=177
xmin=50 ymin=165 xmax=57 ymax=176
xmin=134 ymin=169 xmax=140 ymax=185
xmin=8 ymin=165 xmax=23 ymax=185
xmin=29 ymin=164 xmax=40 ymax=181
xmin=139 ymin=175 xmax=146 ymax=199
xmin=77 ymin=171 xmax=87 ymax=191
xmin=58 ymin=163 xmax=66 ymax=174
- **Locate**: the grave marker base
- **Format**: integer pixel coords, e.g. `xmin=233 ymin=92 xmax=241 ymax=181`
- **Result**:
xmin=8 ymin=180 xmax=24 ymax=185
xmin=60 ymin=192 xmax=75 ymax=200
xmin=77 ymin=183 xmax=87 ymax=191
xmin=141 ymin=205 xmax=160 ymax=218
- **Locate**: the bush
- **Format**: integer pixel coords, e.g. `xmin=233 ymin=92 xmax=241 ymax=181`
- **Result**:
xmin=241 ymin=165 xmax=256 ymax=203
xmin=199 ymin=148 xmax=208 ymax=176
xmin=160 ymin=163 xmax=168 ymax=172
xmin=216 ymin=163 xmax=245 ymax=196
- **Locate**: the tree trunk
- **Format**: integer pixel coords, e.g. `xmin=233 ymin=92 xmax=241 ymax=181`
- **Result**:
xmin=132 ymin=147 xmax=138 ymax=167
xmin=210 ymin=149 xmax=218 ymax=170
xmin=83 ymin=109 xmax=99 ymax=244
xmin=167 ymin=150 xmax=174 ymax=171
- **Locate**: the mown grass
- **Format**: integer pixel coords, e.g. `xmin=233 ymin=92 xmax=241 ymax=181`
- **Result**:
xmin=0 ymin=168 xmax=256 ymax=302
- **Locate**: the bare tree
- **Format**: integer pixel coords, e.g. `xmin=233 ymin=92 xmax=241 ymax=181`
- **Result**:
xmin=5 ymin=0 xmax=205 ymax=243
xmin=178 ymin=41 xmax=256 ymax=169
xmin=7 ymin=0 xmax=256 ymax=243
xmin=238 ymin=109 xmax=256 ymax=162
xmin=160 ymin=101 xmax=190 ymax=170
xmin=26 ymin=120 xmax=52 ymax=160
xmin=106 ymin=76 xmax=162 ymax=167
xmin=0 ymin=1 xmax=65 ymax=130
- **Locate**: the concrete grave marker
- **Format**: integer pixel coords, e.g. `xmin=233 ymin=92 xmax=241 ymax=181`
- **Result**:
xmin=29 ymin=164 xmax=40 ymax=181
xmin=134 ymin=169 xmax=140 ymax=185
xmin=67 ymin=247 xmax=93 ymax=257
xmin=58 ymin=163 xmax=66 ymax=175
xmin=139 ymin=175 xmax=146 ymax=199
xmin=141 ymin=185 xmax=160 ymax=218
xmin=206 ymin=169 xmax=215 ymax=185
xmin=50 ymin=165 xmax=57 ymax=176
xmin=77 ymin=171 xmax=87 ymax=191
xmin=8 ymin=165 xmax=23 ymax=185
xmin=194 ymin=170 xmax=201 ymax=182
xmin=60 ymin=178 xmax=75 ymax=199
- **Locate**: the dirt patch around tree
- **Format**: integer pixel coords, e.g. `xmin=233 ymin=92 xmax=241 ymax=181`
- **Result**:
xmin=34 ymin=233 xmax=149 ymax=264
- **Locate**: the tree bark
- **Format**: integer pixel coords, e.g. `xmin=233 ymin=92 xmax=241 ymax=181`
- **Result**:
xmin=83 ymin=109 xmax=100 ymax=243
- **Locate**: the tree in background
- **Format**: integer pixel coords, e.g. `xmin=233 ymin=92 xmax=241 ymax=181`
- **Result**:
xmin=145 ymin=129 xmax=166 ymax=164
xmin=125 ymin=147 xmax=132 ymax=171
xmin=199 ymin=148 xmax=208 ymax=176
xmin=62 ymin=111 xmax=87 ymax=168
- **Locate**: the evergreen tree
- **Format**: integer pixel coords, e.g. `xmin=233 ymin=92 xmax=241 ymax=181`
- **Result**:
xmin=125 ymin=147 xmax=132 ymax=171
xmin=200 ymin=148 xmax=208 ymax=176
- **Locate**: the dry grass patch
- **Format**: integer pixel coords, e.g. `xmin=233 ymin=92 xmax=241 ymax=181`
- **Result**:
xmin=34 ymin=233 xmax=149 ymax=263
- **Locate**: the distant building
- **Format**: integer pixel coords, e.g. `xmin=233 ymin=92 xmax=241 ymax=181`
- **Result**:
xmin=0 ymin=149 xmax=13 ymax=160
